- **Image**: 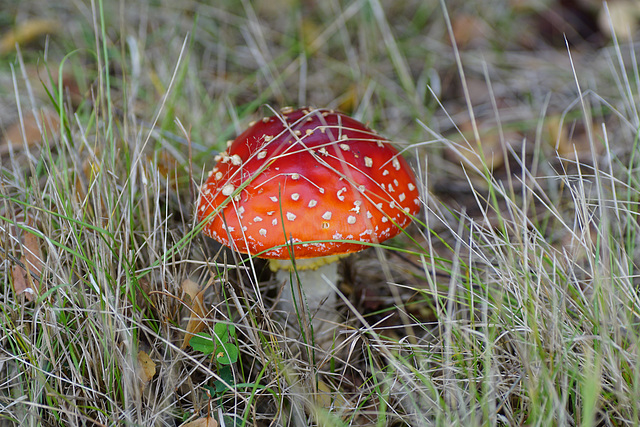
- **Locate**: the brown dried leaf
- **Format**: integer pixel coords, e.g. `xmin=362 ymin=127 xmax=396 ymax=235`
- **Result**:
xmin=0 ymin=19 xmax=60 ymax=54
xmin=23 ymin=226 xmax=44 ymax=279
xmin=181 ymin=417 xmax=218 ymax=427
xmin=315 ymin=379 xmax=349 ymax=409
xmin=137 ymin=350 xmax=156 ymax=384
xmin=546 ymin=115 xmax=603 ymax=161
xmin=181 ymin=279 xmax=207 ymax=349
xmin=446 ymin=120 xmax=513 ymax=171
xmin=35 ymin=67 xmax=86 ymax=108
xmin=1 ymin=109 xmax=60 ymax=155
xmin=336 ymin=84 xmax=359 ymax=115
xmin=11 ymin=218 xmax=45 ymax=302
xmin=11 ymin=264 xmax=35 ymax=301
xmin=450 ymin=14 xmax=488 ymax=49
xmin=598 ymin=0 xmax=640 ymax=40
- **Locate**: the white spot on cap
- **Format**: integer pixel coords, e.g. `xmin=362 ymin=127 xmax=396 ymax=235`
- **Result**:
xmin=404 ymin=207 xmax=410 ymax=212
xmin=215 ymin=171 xmax=223 ymax=180
xmin=382 ymin=217 xmax=388 ymax=223
xmin=264 ymin=135 xmax=273 ymax=142
xmin=281 ymin=106 xmax=294 ymax=114
xmin=392 ymin=158 xmax=401 ymax=170
xmin=308 ymin=199 xmax=317 ymax=208
xmin=291 ymin=173 xmax=300 ymax=180
xmin=322 ymin=211 xmax=332 ymax=220
xmin=382 ymin=170 xmax=390 ymax=176
xmin=242 ymin=226 xmax=247 ymax=232
xmin=318 ymin=188 xmax=325 ymax=194
xmin=254 ymin=216 xmax=263 ymax=222
xmin=267 ymin=211 xmax=275 ymax=215
xmin=259 ymin=228 xmax=267 ymax=236
xmin=350 ymin=201 xmax=361 ymax=213
xmin=377 ymin=140 xmax=385 ymax=148
xmin=389 ymin=201 xmax=396 ymax=209
xmin=237 ymin=206 xmax=245 ymax=214
xmin=270 ymin=196 xmax=278 ymax=203
xmin=222 ymin=184 xmax=235 ymax=196
xmin=388 ymin=184 xmax=395 ymax=192
xmin=305 ymin=129 xmax=313 ymax=136
xmin=408 ymin=183 xmax=416 ymax=191
xmin=358 ymin=185 xmax=365 ymax=192
xmin=231 ymin=154 xmax=242 ymax=165
xmin=339 ymin=143 xmax=350 ymax=151
xmin=347 ymin=216 xmax=356 ymax=224
xmin=318 ymin=147 xmax=329 ymax=156
xmin=364 ymin=157 xmax=373 ymax=167
xmin=399 ymin=193 xmax=406 ymax=202
xmin=294 ymin=130 xmax=302 ymax=136
xmin=337 ymin=187 xmax=347 ymax=201
xmin=257 ymin=150 xmax=267 ymax=159
xmin=333 ymin=232 xmax=343 ymax=239
xmin=366 ymin=211 xmax=373 ymax=219
xmin=286 ymin=212 xmax=296 ymax=221
xmin=291 ymin=193 xmax=300 ymax=201
xmin=394 ymin=179 xmax=399 ymax=187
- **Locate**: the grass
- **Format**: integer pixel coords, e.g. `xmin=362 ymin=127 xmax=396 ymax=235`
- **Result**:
xmin=1 ymin=0 xmax=640 ymax=426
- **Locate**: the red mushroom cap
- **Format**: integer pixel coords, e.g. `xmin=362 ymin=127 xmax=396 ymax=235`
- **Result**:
xmin=197 ymin=107 xmax=420 ymax=259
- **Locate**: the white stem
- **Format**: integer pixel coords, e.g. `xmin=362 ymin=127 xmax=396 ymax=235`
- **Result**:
xmin=273 ymin=260 xmax=340 ymax=343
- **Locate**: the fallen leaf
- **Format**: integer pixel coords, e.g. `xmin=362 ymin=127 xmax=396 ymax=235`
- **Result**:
xmin=546 ymin=115 xmax=603 ymax=161
xmin=34 ymin=66 xmax=86 ymax=108
xmin=181 ymin=417 xmax=218 ymax=427
xmin=11 ymin=264 xmax=35 ymax=301
xmin=1 ymin=109 xmax=60 ymax=155
xmin=11 ymin=218 xmax=45 ymax=302
xmin=598 ymin=0 xmax=640 ymax=40
xmin=450 ymin=14 xmax=488 ymax=49
xmin=315 ymin=379 xmax=349 ymax=410
xmin=445 ymin=120 xmax=519 ymax=172
xmin=181 ymin=279 xmax=207 ymax=349
xmin=336 ymin=84 xmax=359 ymax=115
xmin=0 ymin=19 xmax=60 ymax=54
xmin=22 ymin=223 xmax=44 ymax=279
xmin=137 ymin=350 xmax=156 ymax=384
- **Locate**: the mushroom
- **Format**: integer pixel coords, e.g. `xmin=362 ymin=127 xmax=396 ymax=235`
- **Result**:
xmin=197 ymin=107 xmax=420 ymax=343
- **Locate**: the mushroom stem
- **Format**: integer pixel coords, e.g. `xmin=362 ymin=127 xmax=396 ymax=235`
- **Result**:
xmin=271 ymin=257 xmax=342 ymax=344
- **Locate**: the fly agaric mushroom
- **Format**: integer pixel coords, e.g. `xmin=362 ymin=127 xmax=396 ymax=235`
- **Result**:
xmin=197 ymin=107 xmax=420 ymax=340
